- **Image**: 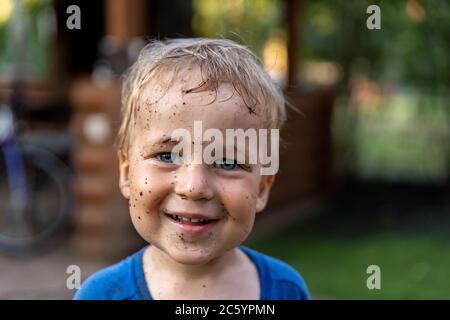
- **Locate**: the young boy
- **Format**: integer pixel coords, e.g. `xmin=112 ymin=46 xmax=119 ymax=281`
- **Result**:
xmin=74 ymin=38 xmax=310 ymax=300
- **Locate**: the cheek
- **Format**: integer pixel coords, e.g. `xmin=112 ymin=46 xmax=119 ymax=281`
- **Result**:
xmin=216 ymin=179 xmax=259 ymax=244
xmin=217 ymin=178 xmax=259 ymax=221
xmin=127 ymin=163 xmax=173 ymax=221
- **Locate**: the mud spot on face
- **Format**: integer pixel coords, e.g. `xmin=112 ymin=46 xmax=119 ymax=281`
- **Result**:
xmin=177 ymin=233 xmax=186 ymax=243
xmin=221 ymin=204 xmax=236 ymax=221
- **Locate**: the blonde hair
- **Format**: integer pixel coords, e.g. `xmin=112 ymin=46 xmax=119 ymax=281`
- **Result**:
xmin=116 ymin=38 xmax=287 ymax=153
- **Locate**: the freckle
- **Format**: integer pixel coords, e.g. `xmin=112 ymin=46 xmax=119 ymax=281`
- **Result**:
xmin=138 ymin=216 xmax=141 ymax=219
xmin=133 ymin=204 xmax=135 ymax=207
xmin=140 ymin=192 xmax=143 ymax=196
xmin=202 ymin=284 xmax=206 ymax=288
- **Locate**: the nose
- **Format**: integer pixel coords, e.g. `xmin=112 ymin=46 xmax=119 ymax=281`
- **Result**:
xmin=174 ymin=164 xmax=214 ymax=201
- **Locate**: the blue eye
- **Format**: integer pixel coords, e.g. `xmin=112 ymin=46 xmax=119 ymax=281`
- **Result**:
xmin=156 ymin=152 xmax=175 ymax=163
xmin=214 ymin=159 xmax=238 ymax=170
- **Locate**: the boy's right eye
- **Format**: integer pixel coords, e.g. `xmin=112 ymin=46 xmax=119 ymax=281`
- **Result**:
xmin=156 ymin=152 xmax=175 ymax=163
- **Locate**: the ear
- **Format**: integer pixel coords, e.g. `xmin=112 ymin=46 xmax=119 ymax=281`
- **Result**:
xmin=118 ymin=150 xmax=131 ymax=199
xmin=255 ymin=175 xmax=275 ymax=213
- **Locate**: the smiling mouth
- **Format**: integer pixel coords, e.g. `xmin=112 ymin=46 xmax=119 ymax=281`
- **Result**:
xmin=165 ymin=214 xmax=219 ymax=226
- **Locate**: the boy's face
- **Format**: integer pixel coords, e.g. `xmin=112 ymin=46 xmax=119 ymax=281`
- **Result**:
xmin=119 ymin=67 xmax=275 ymax=265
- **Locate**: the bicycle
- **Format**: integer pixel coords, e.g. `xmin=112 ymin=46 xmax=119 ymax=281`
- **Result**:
xmin=0 ymin=89 xmax=74 ymax=256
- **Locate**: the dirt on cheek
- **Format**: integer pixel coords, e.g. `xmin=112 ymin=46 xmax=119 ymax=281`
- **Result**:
xmin=221 ymin=202 xmax=252 ymax=236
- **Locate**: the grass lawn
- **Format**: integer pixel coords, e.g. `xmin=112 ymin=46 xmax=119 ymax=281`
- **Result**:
xmin=247 ymin=213 xmax=450 ymax=299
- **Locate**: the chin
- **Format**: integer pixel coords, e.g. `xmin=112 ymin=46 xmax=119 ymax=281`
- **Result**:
xmin=168 ymin=246 xmax=218 ymax=265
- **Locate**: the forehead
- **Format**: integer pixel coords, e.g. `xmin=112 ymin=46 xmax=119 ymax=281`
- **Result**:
xmin=135 ymin=68 xmax=265 ymax=138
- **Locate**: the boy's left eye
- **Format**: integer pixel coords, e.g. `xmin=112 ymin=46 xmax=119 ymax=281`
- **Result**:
xmin=213 ymin=158 xmax=238 ymax=170
xmin=156 ymin=152 xmax=176 ymax=163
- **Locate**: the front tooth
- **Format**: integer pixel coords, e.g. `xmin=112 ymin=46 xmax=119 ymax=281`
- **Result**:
xmin=180 ymin=216 xmax=190 ymax=223
xmin=190 ymin=218 xmax=200 ymax=223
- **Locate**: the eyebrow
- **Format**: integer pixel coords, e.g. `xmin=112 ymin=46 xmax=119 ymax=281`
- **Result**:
xmin=141 ymin=136 xmax=182 ymax=153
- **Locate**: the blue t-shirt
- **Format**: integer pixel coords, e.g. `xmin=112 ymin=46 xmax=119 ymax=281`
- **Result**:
xmin=74 ymin=245 xmax=310 ymax=300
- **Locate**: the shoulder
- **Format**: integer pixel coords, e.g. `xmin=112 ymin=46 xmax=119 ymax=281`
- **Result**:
xmin=73 ymin=248 xmax=146 ymax=300
xmin=241 ymin=246 xmax=311 ymax=300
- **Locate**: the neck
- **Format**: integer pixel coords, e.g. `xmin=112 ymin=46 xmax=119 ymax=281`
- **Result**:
xmin=145 ymin=245 xmax=241 ymax=281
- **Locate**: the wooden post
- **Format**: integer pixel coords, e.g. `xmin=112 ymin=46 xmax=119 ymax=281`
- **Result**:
xmin=286 ymin=0 xmax=303 ymax=91
xmin=105 ymin=0 xmax=147 ymax=46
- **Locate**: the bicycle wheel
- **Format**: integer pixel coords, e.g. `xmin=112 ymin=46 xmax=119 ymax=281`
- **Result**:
xmin=0 ymin=144 xmax=74 ymax=256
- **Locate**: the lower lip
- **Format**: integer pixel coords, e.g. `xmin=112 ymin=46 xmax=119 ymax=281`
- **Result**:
xmin=165 ymin=215 xmax=219 ymax=235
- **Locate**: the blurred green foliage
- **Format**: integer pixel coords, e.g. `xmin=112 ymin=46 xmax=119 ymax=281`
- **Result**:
xmin=0 ymin=0 xmax=55 ymax=80
xmin=301 ymin=0 xmax=450 ymax=182
xmin=302 ymin=0 xmax=450 ymax=91
xmin=334 ymin=91 xmax=450 ymax=182
xmin=192 ymin=0 xmax=283 ymax=58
